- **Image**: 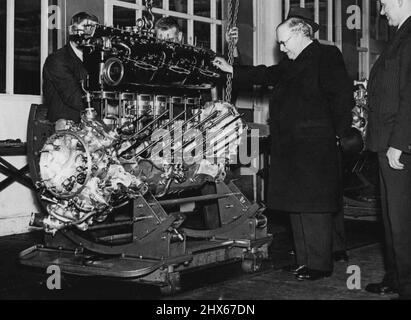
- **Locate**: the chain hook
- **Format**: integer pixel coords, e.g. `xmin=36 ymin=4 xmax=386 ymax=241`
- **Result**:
xmin=225 ymin=0 xmax=239 ymax=103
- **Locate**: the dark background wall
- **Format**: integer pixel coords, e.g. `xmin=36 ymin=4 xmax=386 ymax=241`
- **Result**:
xmin=236 ymin=0 xmax=254 ymax=65
xmin=341 ymin=0 xmax=361 ymax=81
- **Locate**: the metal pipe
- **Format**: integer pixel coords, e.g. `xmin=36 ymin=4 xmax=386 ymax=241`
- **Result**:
xmin=97 ymin=233 xmax=132 ymax=243
xmin=87 ymin=215 xmax=154 ymax=231
xmin=175 ymin=113 xmax=240 ymax=154
xmin=119 ymin=110 xmax=186 ymax=157
xmin=132 ymin=110 xmax=191 ymax=158
xmin=201 ymin=122 xmax=242 ymax=156
xmin=170 ymin=108 xmax=208 ymax=131
xmin=161 ymin=110 xmax=220 ymax=153
xmin=156 ymin=110 xmax=185 ymax=132
xmin=131 ymin=109 xmax=214 ymax=159
xmin=154 ymin=178 xmax=173 ymax=198
xmin=30 ymin=213 xmax=46 ymax=228
xmin=133 ymin=108 xmax=170 ymax=137
xmin=153 ymin=193 xmax=238 ymax=206
xmin=87 ymin=220 xmax=133 ymax=231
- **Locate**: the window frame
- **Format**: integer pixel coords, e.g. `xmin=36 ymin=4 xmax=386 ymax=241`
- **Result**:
xmin=0 ymin=0 xmax=57 ymax=97
xmin=104 ymin=0 xmax=224 ymax=52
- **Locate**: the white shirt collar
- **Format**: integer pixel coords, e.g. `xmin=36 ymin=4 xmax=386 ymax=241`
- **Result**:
xmin=398 ymin=14 xmax=411 ymax=30
xmin=69 ymin=41 xmax=83 ymax=62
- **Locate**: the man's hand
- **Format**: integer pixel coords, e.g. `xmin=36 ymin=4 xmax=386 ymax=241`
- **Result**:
xmin=225 ymin=27 xmax=239 ymax=46
xmin=387 ymin=147 xmax=404 ymax=170
xmin=55 ymin=119 xmax=69 ymax=132
xmin=213 ymin=57 xmax=233 ymax=74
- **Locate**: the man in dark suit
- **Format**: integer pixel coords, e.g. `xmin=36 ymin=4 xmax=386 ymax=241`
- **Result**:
xmin=43 ymin=12 xmax=98 ymax=128
xmin=365 ymin=0 xmax=411 ymax=300
xmin=214 ymin=10 xmax=355 ymax=280
xmin=285 ymin=7 xmax=350 ymax=264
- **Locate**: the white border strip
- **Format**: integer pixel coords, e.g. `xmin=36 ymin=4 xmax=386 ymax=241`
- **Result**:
xmin=6 ymin=0 xmax=14 ymax=94
xmin=40 ymin=0 xmax=49 ymax=95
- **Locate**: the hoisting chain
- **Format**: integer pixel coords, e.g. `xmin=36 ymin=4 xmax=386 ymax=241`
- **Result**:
xmin=225 ymin=0 xmax=239 ymax=103
xmin=136 ymin=0 xmax=155 ymax=32
xmin=145 ymin=0 xmax=155 ymax=32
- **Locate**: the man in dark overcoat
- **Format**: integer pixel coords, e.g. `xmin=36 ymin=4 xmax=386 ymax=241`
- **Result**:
xmin=365 ymin=0 xmax=411 ymax=300
xmin=43 ymin=12 xmax=98 ymax=127
xmin=214 ymin=14 xmax=354 ymax=280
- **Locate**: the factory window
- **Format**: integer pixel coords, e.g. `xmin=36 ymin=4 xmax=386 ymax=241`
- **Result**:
xmin=0 ymin=0 xmax=61 ymax=96
xmin=14 ymin=0 xmax=41 ymax=95
xmin=283 ymin=0 xmax=338 ymax=45
xmin=106 ymin=0 xmax=224 ymax=53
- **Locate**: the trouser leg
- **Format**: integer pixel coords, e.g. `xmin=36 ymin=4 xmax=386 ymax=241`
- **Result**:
xmin=332 ymin=209 xmax=346 ymax=252
xmin=290 ymin=212 xmax=333 ymax=272
xmin=378 ymin=160 xmax=398 ymax=288
xmin=300 ymin=212 xmax=333 ymax=272
xmin=379 ymin=153 xmax=411 ymax=297
xmin=289 ymin=213 xmax=307 ymax=266
xmin=334 ymin=150 xmax=346 ymax=253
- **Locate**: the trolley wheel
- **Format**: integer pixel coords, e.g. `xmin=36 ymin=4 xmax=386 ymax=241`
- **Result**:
xmin=159 ymin=281 xmax=181 ymax=296
xmin=159 ymin=272 xmax=181 ymax=296
xmin=241 ymin=252 xmax=263 ymax=273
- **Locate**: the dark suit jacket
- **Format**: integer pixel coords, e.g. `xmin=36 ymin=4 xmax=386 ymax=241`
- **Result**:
xmin=43 ymin=44 xmax=88 ymax=122
xmin=234 ymin=41 xmax=353 ymax=213
xmin=366 ymin=17 xmax=411 ymax=153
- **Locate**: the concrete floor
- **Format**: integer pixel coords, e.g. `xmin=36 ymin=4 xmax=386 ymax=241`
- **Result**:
xmin=0 ymin=215 xmax=395 ymax=300
xmin=171 ymin=243 xmax=390 ymax=300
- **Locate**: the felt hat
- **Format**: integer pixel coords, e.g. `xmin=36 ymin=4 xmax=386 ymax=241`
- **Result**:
xmin=287 ymin=7 xmax=320 ymax=32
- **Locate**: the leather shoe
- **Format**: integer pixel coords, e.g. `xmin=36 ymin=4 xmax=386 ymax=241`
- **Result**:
xmin=282 ymin=264 xmax=305 ymax=275
xmin=365 ymin=282 xmax=398 ymax=295
xmin=333 ymin=250 xmax=349 ymax=262
xmin=295 ymin=267 xmax=332 ymax=281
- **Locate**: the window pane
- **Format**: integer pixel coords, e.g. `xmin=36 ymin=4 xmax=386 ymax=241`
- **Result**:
xmin=287 ymin=0 xmax=306 ymax=19
xmin=152 ymin=12 xmax=163 ymax=25
xmin=319 ymin=0 xmax=329 ymax=40
xmin=217 ymin=0 xmax=222 ymax=20
xmin=152 ymin=0 xmax=163 ymax=8
xmin=194 ymin=21 xmax=210 ymax=48
xmin=113 ymin=6 xmax=137 ymax=27
xmin=176 ymin=18 xmax=187 ymax=43
xmin=170 ymin=0 xmax=187 ymax=13
xmin=217 ymin=24 xmax=222 ymax=55
xmin=289 ymin=0 xmax=302 ymax=11
xmin=370 ymin=0 xmax=377 ymax=40
xmin=303 ymin=1 xmax=315 ymax=15
xmin=0 ymin=0 xmax=6 ymax=93
xmin=14 ymin=0 xmax=41 ymax=95
xmin=194 ymin=0 xmax=210 ymax=18
xmin=48 ymin=0 xmax=60 ymax=54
